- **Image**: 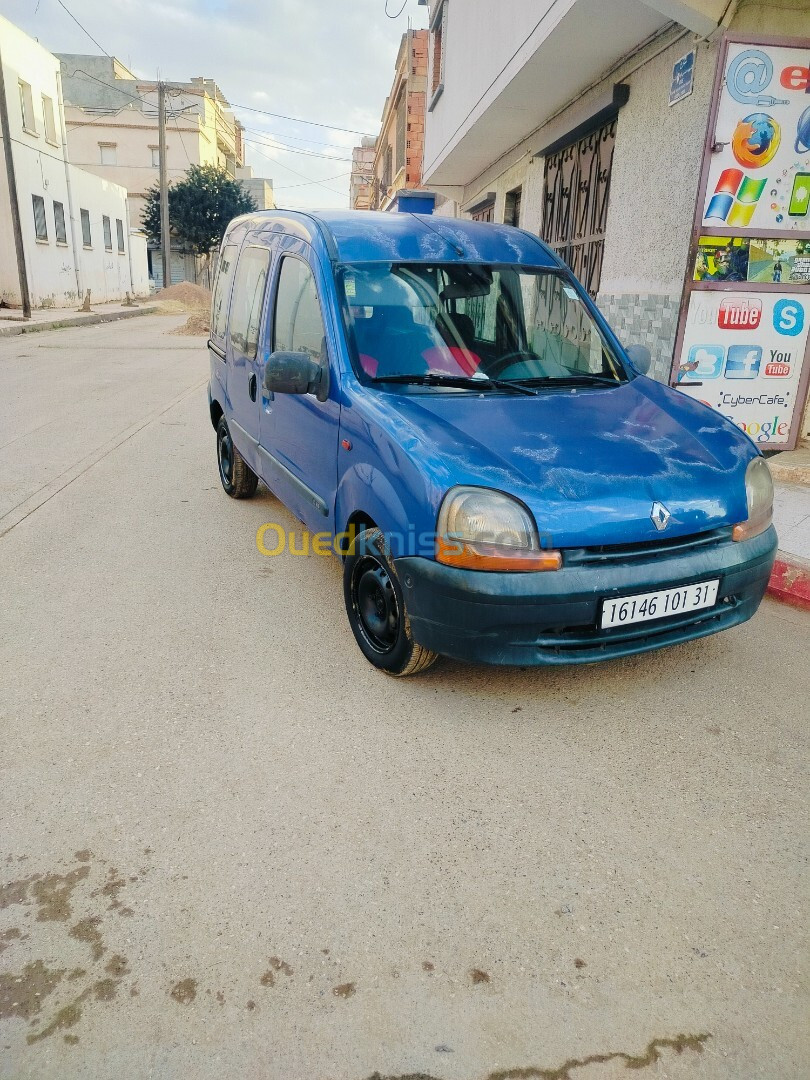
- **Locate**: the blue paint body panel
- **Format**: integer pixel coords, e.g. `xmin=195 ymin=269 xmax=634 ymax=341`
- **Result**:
xmin=208 ymin=210 xmax=776 ymax=667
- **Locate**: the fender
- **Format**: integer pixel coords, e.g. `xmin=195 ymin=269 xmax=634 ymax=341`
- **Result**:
xmin=335 ymin=462 xmax=431 ymax=557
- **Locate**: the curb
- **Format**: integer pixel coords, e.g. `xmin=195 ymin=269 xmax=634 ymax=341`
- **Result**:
xmin=0 ymin=305 xmax=157 ymax=339
xmin=767 ymin=554 xmax=810 ymax=612
xmin=770 ymin=462 xmax=810 ymax=486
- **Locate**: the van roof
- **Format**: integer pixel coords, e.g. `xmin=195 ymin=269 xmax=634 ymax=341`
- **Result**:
xmin=230 ymin=208 xmax=562 ymax=267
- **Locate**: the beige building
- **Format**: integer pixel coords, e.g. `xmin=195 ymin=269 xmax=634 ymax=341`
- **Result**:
xmin=350 ymin=137 xmax=377 ymax=211
xmin=355 ymin=29 xmax=428 ymax=211
xmin=57 ymin=56 xmax=270 ymax=285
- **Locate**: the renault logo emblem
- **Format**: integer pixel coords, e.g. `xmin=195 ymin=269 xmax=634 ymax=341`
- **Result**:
xmin=651 ymin=501 xmax=671 ymax=531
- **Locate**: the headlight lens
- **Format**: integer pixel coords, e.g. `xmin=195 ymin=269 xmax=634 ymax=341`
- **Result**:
xmin=436 ymin=486 xmax=561 ymax=571
xmin=732 ymin=457 xmax=773 ymax=542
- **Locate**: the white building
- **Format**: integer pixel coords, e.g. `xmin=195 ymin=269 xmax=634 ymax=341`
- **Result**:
xmin=0 ymin=15 xmax=148 ymax=311
xmin=236 ymin=166 xmax=275 ymax=212
xmin=420 ymin=0 xmax=810 ymax=448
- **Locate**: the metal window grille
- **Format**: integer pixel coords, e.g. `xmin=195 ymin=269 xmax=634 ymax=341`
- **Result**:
xmin=541 ymin=118 xmax=617 ymax=297
xmin=32 ymin=195 xmax=48 ymax=241
xmin=430 ymin=1 xmax=447 ymax=98
xmin=53 ymin=201 xmax=67 ymax=244
xmin=103 ymin=215 xmax=112 ymax=251
xmin=471 ymin=201 xmax=494 ymax=223
xmin=382 ymin=145 xmax=393 ymax=192
xmin=116 ymin=218 xmax=125 ymax=253
xmin=395 ymin=89 xmax=407 ymax=174
xmin=80 ymin=209 xmax=91 ymax=247
xmin=504 ymin=187 xmax=522 ymax=228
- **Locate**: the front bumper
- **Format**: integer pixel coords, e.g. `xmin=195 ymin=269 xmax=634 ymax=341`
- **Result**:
xmin=394 ymin=526 xmax=777 ymax=666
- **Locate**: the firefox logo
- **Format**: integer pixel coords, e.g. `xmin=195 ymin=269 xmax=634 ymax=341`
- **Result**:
xmin=732 ymin=113 xmax=780 ymax=169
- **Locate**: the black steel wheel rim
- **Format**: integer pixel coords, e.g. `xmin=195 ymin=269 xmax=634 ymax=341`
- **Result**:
xmin=218 ymin=427 xmax=233 ymax=485
xmin=351 ymin=554 xmax=399 ymax=654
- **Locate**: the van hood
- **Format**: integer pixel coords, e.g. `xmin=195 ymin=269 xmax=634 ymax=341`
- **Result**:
xmin=381 ymin=377 xmax=755 ymax=548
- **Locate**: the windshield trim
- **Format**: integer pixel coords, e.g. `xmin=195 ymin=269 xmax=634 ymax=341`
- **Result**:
xmin=335 ymin=262 xmax=632 ymax=390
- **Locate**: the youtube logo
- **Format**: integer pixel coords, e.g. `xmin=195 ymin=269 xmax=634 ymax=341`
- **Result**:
xmin=718 ymin=297 xmax=762 ymax=330
xmin=765 ymin=362 xmax=791 ymax=377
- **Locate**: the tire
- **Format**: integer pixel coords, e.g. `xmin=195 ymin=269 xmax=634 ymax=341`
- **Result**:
xmin=216 ymin=416 xmax=258 ymax=499
xmin=344 ymin=527 xmax=439 ymax=676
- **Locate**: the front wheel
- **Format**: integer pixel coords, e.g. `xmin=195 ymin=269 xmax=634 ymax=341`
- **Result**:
xmin=216 ymin=417 xmax=258 ymax=498
xmin=344 ymin=527 xmax=439 ymax=676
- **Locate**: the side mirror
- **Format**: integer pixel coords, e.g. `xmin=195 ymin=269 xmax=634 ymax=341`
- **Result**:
xmin=625 ymin=344 xmax=652 ymax=375
xmin=263 ymin=350 xmax=329 ymax=401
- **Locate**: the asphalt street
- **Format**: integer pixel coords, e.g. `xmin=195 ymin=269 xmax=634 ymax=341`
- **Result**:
xmin=0 ymin=315 xmax=807 ymax=1079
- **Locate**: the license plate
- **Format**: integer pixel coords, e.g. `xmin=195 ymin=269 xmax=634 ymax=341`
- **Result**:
xmin=600 ymin=579 xmax=719 ymax=630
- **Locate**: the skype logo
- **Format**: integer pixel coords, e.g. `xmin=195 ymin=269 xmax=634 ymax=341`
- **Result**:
xmin=773 ymin=299 xmax=804 ymax=338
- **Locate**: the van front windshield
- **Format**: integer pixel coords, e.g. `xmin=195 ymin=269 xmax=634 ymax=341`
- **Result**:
xmin=338 ymin=263 xmax=627 ymax=390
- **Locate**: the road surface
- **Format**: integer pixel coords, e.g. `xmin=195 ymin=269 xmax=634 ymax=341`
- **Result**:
xmin=1 ymin=315 xmax=807 ymax=1079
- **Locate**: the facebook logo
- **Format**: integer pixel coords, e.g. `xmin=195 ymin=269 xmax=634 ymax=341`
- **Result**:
xmin=724 ymin=345 xmax=762 ymax=380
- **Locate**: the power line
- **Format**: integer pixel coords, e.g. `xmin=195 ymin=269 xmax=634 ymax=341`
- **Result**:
xmin=239 ymin=123 xmax=354 ymax=152
xmin=65 ymin=68 xmax=150 ymax=108
xmin=245 ymin=141 xmax=348 ymax=198
xmin=243 ymin=130 xmax=352 ymax=163
xmin=64 ymin=100 xmax=138 ymax=131
xmin=172 ymin=113 xmax=191 ymax=164
xmin=56 ymin=0 xmax=111 ymax=56
xmin=63 ymin=68 xmax=374 ymax=141
xmin=230 ymin=101 xmax=373 ymax=138
xmin=274 ymin=171 xmax=351 ymax=190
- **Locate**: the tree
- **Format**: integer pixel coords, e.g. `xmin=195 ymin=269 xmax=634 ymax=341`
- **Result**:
xmin=141 ymin=164 xmax=256 ymax=259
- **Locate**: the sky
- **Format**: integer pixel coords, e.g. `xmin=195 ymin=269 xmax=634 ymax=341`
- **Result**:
xmin=2 ymin=0 xmax=428 ymax=207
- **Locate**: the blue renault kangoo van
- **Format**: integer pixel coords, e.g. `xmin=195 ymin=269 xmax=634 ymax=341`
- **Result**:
xmin=207 ymin=210 xmax=776 ymax=676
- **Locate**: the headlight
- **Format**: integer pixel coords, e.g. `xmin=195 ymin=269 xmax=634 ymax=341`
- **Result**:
xmin=436 ymin=486 xmax=561 ymax=571
xmin=732 ymin=457 xmax=773 ymax=542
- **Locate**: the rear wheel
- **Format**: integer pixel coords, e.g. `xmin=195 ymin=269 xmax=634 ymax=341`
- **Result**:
xmin=344 ymin=527 xmax=439 ymax=676
xmin=216 ymin=417 xmax=258 ymax=498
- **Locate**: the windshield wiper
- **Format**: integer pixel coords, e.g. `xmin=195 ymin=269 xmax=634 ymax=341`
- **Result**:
xmin=374 ymin=373 xmax=539 ymax=396
xmin=517 ymin=374 xmax=622 ymax=388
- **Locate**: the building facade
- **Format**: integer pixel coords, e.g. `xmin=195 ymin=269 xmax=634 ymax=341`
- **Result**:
xmin=0 ymin=15 xmax=148 ymax=310
xmin=236 ymin=166 xmax=275 ymax=212
xmin=420 ymin=0 xmax=810 ymax=447
xmin=353 ymin=29 xmax=428 ymax=211
xmin=350 ymin=136 xmax=377 ymax=211
xmin=58 ymin=56 xmax=267 ymax=286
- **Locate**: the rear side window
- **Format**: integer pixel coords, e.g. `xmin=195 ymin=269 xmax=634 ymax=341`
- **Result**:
xmin=230 ymin=246 xmax=271 ymax=358
xmin=210 ymin=244 xmax=238 ymax=343
xmin=274 ymin=256 xmax=326 ymax=360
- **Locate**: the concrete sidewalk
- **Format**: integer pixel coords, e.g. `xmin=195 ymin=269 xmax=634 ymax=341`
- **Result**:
xmin=0 ymin=299 xmax=156 ymax=337
xmin=769 ymin=448 xmax=810 ymax=611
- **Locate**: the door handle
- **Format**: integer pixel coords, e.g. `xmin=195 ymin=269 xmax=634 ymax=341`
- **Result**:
xmin=249 ymin=374 xmax=257 ymax=402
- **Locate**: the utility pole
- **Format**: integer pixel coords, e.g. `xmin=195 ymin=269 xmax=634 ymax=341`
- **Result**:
xmin=0 ymin=42 xmax=32 ymax=318
xmin=158 ymin=81 xmax=170 ymax=290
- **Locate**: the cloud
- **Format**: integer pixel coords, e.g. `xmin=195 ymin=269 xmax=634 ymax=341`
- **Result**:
xmin=5 ymin=0 xmax=428 ymax=206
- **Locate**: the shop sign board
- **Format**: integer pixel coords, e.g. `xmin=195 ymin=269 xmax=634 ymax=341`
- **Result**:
xmin=675 ymin=291 xmax=809 ymax=446
xmin=672 ymin=35 xmax=810 ymax=450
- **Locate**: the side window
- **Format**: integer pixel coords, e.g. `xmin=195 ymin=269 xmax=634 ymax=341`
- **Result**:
xmin=274 ymin=256 xmax=326 ymax=360
xmin=211 ymin=243 xmax=238 ymax=343
xmin=230 ymin=246 xmax=271 ymax=357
